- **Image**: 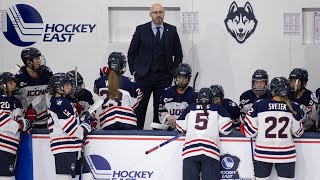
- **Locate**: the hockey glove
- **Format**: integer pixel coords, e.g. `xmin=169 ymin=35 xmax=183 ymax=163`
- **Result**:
xmin=17 ymin=118 xmax=32 ymax=134
xmin=100 ymin=66 xmax=111 ymax=76
xmin=240 ymin=123 xmax=245 ymax=135
xmin=74 ymin=102 xmax=82 ymax=116
xmin=25 ymin=108 xmax=37 ymax=122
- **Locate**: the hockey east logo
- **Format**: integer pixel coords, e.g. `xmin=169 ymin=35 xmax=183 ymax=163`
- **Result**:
xmin=220 ymin=154 xmax=251 ymax=180
xmin=86 ymin=154 xmax=154 ymax=180
xmin=1 ymin=4 xmax=96 ymax=47
xmin=224 ymin=1 xmax=258 ymax=44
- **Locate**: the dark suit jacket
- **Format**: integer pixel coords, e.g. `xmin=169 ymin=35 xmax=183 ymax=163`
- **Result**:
xmin=127 ymin=22 xmax=183 ymax=78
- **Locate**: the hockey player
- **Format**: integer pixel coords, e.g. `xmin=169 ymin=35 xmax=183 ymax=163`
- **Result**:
xmin=0 ymin=72 xmax=33 ymax=180
xmin=243 ymin=77 xmax=304 ymax=180
xmin=47 ymin=73 xmax=96 ymax=180
xmin=94 ymin=52 xmax=142 ymax=130
xmin=239 ymin=69 xmax=271 ymax=121
xmin=158 ymin=63 xmax=196 ymax=129
xmin=176 ymin=88 xmax=232 ymax=180
xmin=210 ymin=84 xmax=241 ymax=129
xmin=311 ymin=88 xmax=320 ymax=130
xmin=15 ymin=47 xmax=53 ymax=128
xmin=66 ymin=70 xmax=94 ymax=116
xmin=288 ymin=68 xmax=318 ymax=131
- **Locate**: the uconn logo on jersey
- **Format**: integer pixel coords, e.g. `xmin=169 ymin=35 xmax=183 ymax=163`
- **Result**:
xmin=169 ymin=109 xmax=184 ymax=116
xmin=27 ymin=89 xmax=47 ymax=96
xmin=1 ymin=4 xmax=96 ymax=47
xmin=86 ymin=154 xmax=154 ymax=180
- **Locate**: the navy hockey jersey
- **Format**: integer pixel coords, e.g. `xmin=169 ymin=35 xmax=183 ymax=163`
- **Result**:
xmin=176 ymin=103 xmax=232 ymax=161
xmin=48 ymin=97 xmax=85 ymax=155
xmin=222 ymin=98 xmax=240 ymax=127
xmin=289 ymin=89 xmax=318 ymax=130
xmin=0 ymin=94 xmax=22 ymax=155
xmin=158 ymin=86 xmax=195 ymax=125
xmin=94 ymin=76 xmax=142 ymax=128
xmin=15 ymin=66 xmax=53 ymax=125
xmin=239 ymin=90 xmax=271 ymax=120
xmin=244 ymin=99 xmax=304 ymax=163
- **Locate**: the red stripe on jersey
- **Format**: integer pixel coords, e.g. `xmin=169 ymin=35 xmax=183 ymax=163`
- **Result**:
xmin=176 ymin=123 xmax=186 ymax=133
xmin=0 ymin=143 xmax=17 ymax=152
xmin=244 ymin=127 xmax=253 ymax=136
xmin=245 ymin=116 xmax=257 ymax=130
xmin=62 ymin=116 xmax=75 ymax=131
xmin=182 ymin=148 xmax=219 ymax=158
xmin=256 ymin=144 xmax=295 ymax=150
xmin=0 ymin=117 xmax=11 ymax=127
xmin=51 ymin=145 xmax=82 ymax=151
xmin=132 ymin=96 xmax=142 ymax=109
xmin=101 ymin=116 xmax=136 ymax=126
xmin=37 ymin=109 xmax=47 ymax=116
xmin=221 ymin=121 xmax=232 ymax=130
xmin=99 ymin=106 xmax=134 ymax=117
xmin=69 ymin=127 xmax=78 ymax=136
xmin=0 ymin=134 xmax=19 ymax=143
xmin=255 ymin=153 xmax=296 ymax=160
xmin=184 ymin=139 xmax=218 ymax=147
xmin=0 ymin=111 xmax=10 ymax=115
xmin=50 ymin=136 xmax=76 ymax=143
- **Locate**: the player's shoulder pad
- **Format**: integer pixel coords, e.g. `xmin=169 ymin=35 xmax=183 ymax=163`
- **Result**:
xmin=43 ymin=66 xmax=52 ymax=73
xmin=224 ymin=98 xmax=238 ymax=107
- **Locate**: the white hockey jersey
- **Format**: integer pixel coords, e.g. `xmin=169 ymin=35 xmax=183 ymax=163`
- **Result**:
xmin=244 ymin=99 xmax=304 ymax=163
xmin=48 ymin=96 xmax=86 ymax=155
xmin=176 ymin=103 xmax=232 ymax=161
xmin=0 ymin=94 xmax=21 ymax=155
xmin=96 ymin=88 xmax=137 ymax=128
xmin=94 ymin=76 xmax=141 ymax=128
xmin=15 ymin=66 xmax=53 ymax=125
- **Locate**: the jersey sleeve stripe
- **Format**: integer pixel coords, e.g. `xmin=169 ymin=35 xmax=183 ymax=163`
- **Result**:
xmin=0 ymin=133 xmax=19 ymax=143
xmin=245 ymin=116 xmax=258 ymax=130
xmin=176 ymin=122 xmax=186 ymax=133
xmin=0 ymin=117 xmax=11 ymax=127
xmin=62 ymin=116 xmax=75 ymax=131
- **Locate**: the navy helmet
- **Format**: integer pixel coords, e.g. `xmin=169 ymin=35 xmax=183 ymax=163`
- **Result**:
xmin=108 ymin=52 xmax=127 ymax=74
xmin=252 ymin=69 xmax=268 ymax=97
xmin=175 ymin=63 xmax=192 ymax=89
xmin=21 ymin=47 xmax=41 ymax=68
xmin=269 ymin=77 xmax=289 ymax=97
xmin=197 ymin=88 xmax=213 ymax=105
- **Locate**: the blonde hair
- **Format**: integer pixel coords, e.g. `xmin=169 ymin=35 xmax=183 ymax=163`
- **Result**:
xmin=108 ymin=70 xmax=120 ymax=100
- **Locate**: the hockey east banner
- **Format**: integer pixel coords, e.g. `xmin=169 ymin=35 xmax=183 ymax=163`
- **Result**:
xmin=28 ymin=131 xmax=320 ymax=180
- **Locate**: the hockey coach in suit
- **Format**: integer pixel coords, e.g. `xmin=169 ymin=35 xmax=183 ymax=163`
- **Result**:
xmin=128 ymin=3 xmax=183 ymax=129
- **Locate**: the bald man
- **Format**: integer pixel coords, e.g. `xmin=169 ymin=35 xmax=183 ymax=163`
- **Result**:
xmin=128 ymin=3 xmax=183 ymax=129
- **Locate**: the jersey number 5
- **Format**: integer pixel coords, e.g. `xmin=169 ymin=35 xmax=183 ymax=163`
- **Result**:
xmin=195 ymin=113 xmax=208 ymax=130
xmin=265 ymin=116 xmax=289 ymax=138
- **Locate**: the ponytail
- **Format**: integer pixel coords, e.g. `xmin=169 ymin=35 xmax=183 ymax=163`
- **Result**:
xmin=108 ymin=70 xmax=120 ymax=100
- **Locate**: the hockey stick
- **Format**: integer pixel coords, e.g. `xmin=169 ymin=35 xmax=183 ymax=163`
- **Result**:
xmin=75 ymin=67 xmax=78 ymax=102
xmin=80 ymin=97 xmax=103 ymax=178
xmin=146 ymin=72 xmax=199 ymax=155
xmin=145 ymin=133 xmax=183 ymax=154
xmin=150 ymin=122 xmax=169 ymax=130
xmin=250 ymin=138 xmax=256 ymax=180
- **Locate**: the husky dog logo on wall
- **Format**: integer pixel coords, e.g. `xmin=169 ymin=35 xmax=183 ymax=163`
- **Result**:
xmin=224 ymin=1 xmax=258 ymax=44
